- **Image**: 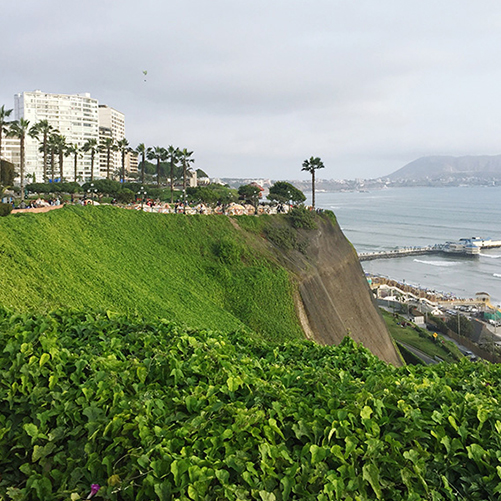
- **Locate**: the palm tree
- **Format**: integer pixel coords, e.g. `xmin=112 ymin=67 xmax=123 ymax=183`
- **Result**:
xmin=7 ymin=118 xmax=30 ymax=205
xmin=116 ymin=138 xmax=130 ymax=183
xmin=179 ymin=148 xmax=195 ymax=205
xmin=166 ymin=145 xmax=180 ymax=204
xmin=47 ymin=133 xmax=60 ymax=182
xmin=135 ymin=143 xmax=147 ymax=185
xmin=53 ymin=134 xmax=67 ymax=182
xmin=147 ymin=146 xmax=167 ymax=187
xmin=82 ymin=138 xmax=100 ymax=182
xmin=65 ymin=143 xmax=81 ymax=182
xmin=30 ymin=120 xmax=57 ymax=183
xmin=0 ymin=105 xmax=13 ymax=165
xmin=102 ymin=137 xmax=116 ymax=180
xmin=301 ymin=156 xmax=325 ymax=210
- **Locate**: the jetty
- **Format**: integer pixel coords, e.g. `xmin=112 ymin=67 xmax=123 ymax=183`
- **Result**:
xmin=358 ymin=238 xmax=501 ymax=261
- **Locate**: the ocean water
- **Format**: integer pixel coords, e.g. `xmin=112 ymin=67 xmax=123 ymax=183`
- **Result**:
xmin=310 ymin=186 xmax=501 ymax=306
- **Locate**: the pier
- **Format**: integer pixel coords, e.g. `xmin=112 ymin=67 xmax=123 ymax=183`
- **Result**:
xmin=358 ymin=245 xmax=443 ymax=261
xmin=358 ymin=238 xmax=501 ymax=261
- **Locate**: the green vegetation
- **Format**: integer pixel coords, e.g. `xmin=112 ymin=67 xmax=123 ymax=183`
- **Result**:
xmin=0 ymin=203 xmax=12 ymax=217
xmin=0 ymin=205 xmax=302 ymax=342
xmin=382 ymin=310 xmax=463 ymax=363
xmin=2 ymin=308 xmax=501 ymax=500
xmin=267 ymin=181 xmax=306 ymax=206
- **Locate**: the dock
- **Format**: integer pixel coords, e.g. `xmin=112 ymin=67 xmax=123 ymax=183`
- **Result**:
xmin=358 ymin=245 xmax=443 ymax=261
xmin=358 ymin=238 xmax=501 ymax=261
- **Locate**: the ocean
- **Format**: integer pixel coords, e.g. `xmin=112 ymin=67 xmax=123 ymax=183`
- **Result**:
xmin=310 ymin=186 xmax=501 ymax=306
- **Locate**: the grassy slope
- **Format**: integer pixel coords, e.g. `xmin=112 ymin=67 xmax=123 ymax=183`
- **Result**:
xmin=0 ymin=206 xmax=302 ymax=342
xmin=382 ymin=310 xmax=463 ymax=363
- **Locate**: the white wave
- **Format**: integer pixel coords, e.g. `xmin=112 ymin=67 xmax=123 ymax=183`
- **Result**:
xmin=414 ymin=259 xmax=460 ymax=267
xmin=494 ymin=274 xmax=501 ymax=278
xmin=480 ymin=253 xmax=501 ymax=259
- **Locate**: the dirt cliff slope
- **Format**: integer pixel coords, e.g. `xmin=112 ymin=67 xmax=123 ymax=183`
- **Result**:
xmin=275 ymin=214 xmax=402 ymax=366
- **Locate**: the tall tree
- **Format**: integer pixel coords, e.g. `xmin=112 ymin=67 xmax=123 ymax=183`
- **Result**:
xmin=30 ymin=120 xmax=57 ymax=183
xmin=7 ymin=118 xmax=30 ymax=205
xmin=116 ymin=138 xmax=130 ymax=183
xmin=135 ymin=143 xmax=147 ymax=185
xmin=268 ymin=181 xmax=306 ymax=206
xmin=301 ymin=156 xmax=325 ymax=210
xmin=53 ymin=134 xmax=67 ymax=182
xmin=166 ymin=145 xmax=180 ymax=204
xmin=147 ymin=146 xmax=167 ymax=187
xmin=47 ymin=133 xmax=59 ymax=182
xmin=102 ymin=137 xmax=116 ymax=180
xmin=65 ymin=143 xmax=81 ymax=182
xmin=179 ymin=148 xmax=194 ymax=205
xmin=0 ymin=105 xmax=13 ymax=166
xmin=82 ymin=138 xmax=100 ymax=182
xmin=238 ymin=184 xmax=261 ymax=213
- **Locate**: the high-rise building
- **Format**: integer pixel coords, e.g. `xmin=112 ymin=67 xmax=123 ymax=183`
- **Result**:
xmin=14 ymin=90 xmax=101 ymax=182
xmin=98 ymin=105 xmax=124 ymax=179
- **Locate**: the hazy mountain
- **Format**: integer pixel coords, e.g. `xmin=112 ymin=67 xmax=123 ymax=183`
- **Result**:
xmin=388 ymin=155 xmax=501 ymax=180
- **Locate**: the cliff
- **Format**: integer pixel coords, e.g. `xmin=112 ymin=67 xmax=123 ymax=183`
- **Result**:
xmin=262 ymin=213 xmax=402 ymax=366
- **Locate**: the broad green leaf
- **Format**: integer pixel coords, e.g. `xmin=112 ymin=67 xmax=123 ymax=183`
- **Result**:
xmin=310 ymin=444 xmax=327 ymax=464
xmin=23 ymin=423 xmax=38 ymax=438
xmin=39 ymin=352 xmax=50 ymax=367
xmin=215 ymin=469 xmax=230 ymax=485
xmin=259 ymin=491 xmax=276 ymax=501
xmin=362 ymin=463 xmax=382 ymax=499
xmin=360 ymin=406 xmax=373 ymax=420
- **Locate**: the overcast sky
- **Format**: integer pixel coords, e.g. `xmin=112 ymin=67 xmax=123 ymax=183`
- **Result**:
xmin=3 ymin=0 xmax=501 ymax=180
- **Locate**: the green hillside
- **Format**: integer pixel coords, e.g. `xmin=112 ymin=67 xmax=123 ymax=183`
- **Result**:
xmin=0 ymin=205 xmax=302 ymax=342
xmin=2 ymin=309 xmax=501 ymax=500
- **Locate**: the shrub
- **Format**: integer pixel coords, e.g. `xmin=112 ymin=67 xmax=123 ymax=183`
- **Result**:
xmin=0 ymin=202 xmax=12 ymax=217
xmin=288 ymin=206 xmax=317 ymax=229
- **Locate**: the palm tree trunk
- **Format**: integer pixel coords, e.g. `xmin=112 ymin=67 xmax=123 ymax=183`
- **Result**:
xmin=90 ymin=152 xmax=94 ymax=182
xmin=59 ymin=151 xmax=64 ymax=182
xmin=170 ymin=160 xmax=174 ymax=204
xmin=51 ymin=152 xmax=55 ymax=183
xmin=106 ymin=148 xmax=111 ymax=179
xmin=20 ymin=136 xmax=25 ymax=203
xmin=312 ymin=170 xmax=316 ymax=209
xmin=121 ymin=151 xmax=126 ymax=183
xmin=156 ymin=159 xmax=160 ymax=186
xmin=183 ymin=163 xmax=187 ymax=205
xmin=141 ymin=153 xmax=145 ymax=185
xmin=43 ymin=133 xmax=48 ymax=183
xmin=74 ymin=153 xmax=78 ymax=181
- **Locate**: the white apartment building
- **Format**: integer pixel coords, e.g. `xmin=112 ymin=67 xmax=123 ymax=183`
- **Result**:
xmin=98 ymin=105 xmax=124 ymax=178
xmin=0 ymin=136 xmax=21 ymax=171
xmin=14 ymin=90 xmax=100 ymax=182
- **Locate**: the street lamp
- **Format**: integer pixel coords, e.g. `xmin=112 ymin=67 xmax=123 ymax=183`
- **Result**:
xmin=87 ymin=183 xmax=97 ymax=204
xmin=138 ymin=186 xmax=147 ymax=209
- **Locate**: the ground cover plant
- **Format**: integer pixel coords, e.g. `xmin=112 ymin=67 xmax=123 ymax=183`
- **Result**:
xmin=2 ymin=308 xmax=501 ymax=500
xmin=0 ymin=205 xmax=302 ymax=343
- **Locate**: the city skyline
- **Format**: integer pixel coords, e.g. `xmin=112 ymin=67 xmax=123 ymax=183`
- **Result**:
xmin=3 ymin=1 xmax=501 ymax=180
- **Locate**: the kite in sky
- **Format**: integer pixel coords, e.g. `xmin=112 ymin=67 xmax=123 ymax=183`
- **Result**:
xmin=143 ymin=70 xmax=147 ymax=82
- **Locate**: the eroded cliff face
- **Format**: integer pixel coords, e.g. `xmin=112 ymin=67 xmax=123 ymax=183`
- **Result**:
xmin=272 ymin=214 xmax=402 ymax=366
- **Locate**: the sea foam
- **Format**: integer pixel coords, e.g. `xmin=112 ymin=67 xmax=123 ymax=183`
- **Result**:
xmin=414 ymin=259 xmax=460 ymax=267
